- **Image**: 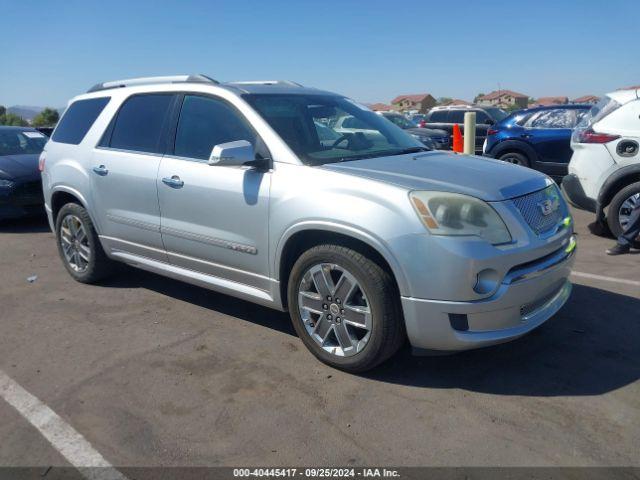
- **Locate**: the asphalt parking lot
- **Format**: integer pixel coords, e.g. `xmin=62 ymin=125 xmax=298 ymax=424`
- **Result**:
xmin=0 ymin=207 xmax=638 ymax=471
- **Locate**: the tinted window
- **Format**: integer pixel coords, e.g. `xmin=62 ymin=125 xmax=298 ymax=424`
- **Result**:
xmin=449 ymin=111 xmax=466 ymax=123
xmin=0 ymin=129 xmax=47 ymax=156
xmin=51 ymin=97 xmax=110 ymax=145
xmin=475 ymin=111 xmax=490 ymax=123
xmin=174 ymin=95 xmax=255 ymax=160
xmin=428 ymin=111 xmax=448 ymax=122
xmin=110 ymin=94 xmax=174 ymax=153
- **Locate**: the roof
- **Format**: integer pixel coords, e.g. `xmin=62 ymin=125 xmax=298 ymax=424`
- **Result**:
xmin=572 ymin=95 xmax=599 ymax=103
xmin=368 ymin=103 xmax=394 ymax=111
xmin=532 ymin=96 xmax=568 ymax=106
xmin=478 ymin=90 xmax=528 ymax=100
xmin=391 ymin=93 xmax=433 ymax=104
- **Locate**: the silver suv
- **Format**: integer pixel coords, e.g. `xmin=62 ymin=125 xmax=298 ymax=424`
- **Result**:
xmin=41 ymin=75 xmax=576 ymax=372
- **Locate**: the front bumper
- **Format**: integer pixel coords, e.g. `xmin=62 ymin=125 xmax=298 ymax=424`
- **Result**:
xmin=561 ymin=173 xmax=597 ymax=213
xmin=402 ymin=243 xmax=575 ymax=352
xmin=0 ymin=179 xmax=44 ymax=220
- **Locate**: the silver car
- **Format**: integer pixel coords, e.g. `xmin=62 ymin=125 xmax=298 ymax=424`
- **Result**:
xmin=40 ymin=75 xmax=576 ymax=372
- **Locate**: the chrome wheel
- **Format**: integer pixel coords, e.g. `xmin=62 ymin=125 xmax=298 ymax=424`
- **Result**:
xmin=618 ymin=193 xmax=640 ymax=230
xmin=297 ymin=263 xmax=372 ymax=357
xmin=60 ymin=214 xmax=91 ymax=273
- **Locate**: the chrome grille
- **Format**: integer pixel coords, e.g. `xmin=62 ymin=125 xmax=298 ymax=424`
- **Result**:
xmin=512 ymin=185 xmax=564 ymax=235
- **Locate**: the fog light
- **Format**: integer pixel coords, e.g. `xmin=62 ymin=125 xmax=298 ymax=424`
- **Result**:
xmin=474 ymin=268 xmax=499 ymax=295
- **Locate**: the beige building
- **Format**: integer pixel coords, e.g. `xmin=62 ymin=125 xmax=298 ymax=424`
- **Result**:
xmin=390 ymin=93 xmax=436 ymax=113
xmin=476 ymin=90 xmax=529 ymax=109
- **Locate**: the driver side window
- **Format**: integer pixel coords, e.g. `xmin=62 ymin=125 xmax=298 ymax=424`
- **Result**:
xmin=174 ymin=95 xmax=256 ymax=160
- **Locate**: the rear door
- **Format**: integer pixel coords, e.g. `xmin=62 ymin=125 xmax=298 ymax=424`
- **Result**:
xmin=157 ymin=93 xmax=271 ymax=290
xmin=91 ymin=93 xmax=176 ymax=261
xmin=522 ymin=109 xmax=575 ymax=166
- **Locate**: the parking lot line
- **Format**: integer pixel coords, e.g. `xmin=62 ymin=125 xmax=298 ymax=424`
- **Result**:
xmin=0 ymin=369 xmax=127 ymax=480
xmin=572 ymin=271 xmax=640 ymax=287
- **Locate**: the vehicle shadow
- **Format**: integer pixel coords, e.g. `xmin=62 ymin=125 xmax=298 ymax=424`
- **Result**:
xmin=100 ymin=266 xmax=296 ymax=337
xmin=0 ymin=214 xmax=49 ymax=233
xmin=367 ymin=283 xmax=640 ymax=397
xmin=101 ymin=267 xmax=639 ymax=397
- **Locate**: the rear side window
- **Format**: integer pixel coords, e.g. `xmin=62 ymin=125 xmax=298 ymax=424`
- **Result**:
xmin=51 ymin=97 xmax=110 ymax=145
xmin=449 ymin=111 xmax=466 ymax=123
xmin=428 ymin=111 xmax=448 ymax=122
xmin=174 ymin=95 xmax=256 ymax=160
xmin=109 ymin=94 xmax=174 ymax=154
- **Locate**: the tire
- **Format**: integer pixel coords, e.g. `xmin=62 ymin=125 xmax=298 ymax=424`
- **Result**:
xmin=287 ymin=244 xmax=404 ymax=372
xmin=499 ymin=151 xmax=530 ymax=168
xmin=606 ymin=181 xmax=640 ymax=246
xmin=55 ymin=203 xmax=115 ymax=283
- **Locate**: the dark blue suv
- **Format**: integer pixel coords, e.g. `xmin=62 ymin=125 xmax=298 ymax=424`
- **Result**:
xmin=483 ymin=104 xmax=590 ymax=180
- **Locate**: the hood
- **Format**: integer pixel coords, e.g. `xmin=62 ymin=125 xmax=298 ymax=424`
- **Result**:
xmin=0 ymin=154 xmax=41 ymax=180
xmin=406 ymin=127 xmax=448 ymax=137
xmin=321 ymin=151 xmax=551 ymax=202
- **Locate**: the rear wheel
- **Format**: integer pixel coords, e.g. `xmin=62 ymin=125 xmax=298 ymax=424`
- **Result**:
xmin=499 ymin=151 xmax=530 ymax=168
xmin=607 ymin=182 xmax=640 ymax=245
xmin=287 ymin=244 xmax=404 ymax=372
xmin=55 ymin=203 xmax=115 ymax=283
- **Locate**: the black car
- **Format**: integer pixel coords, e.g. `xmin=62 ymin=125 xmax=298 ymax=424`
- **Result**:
xmin=379 ymin=112 xmax=450 ymax=149
xmin=422 ymin=106 xmax=509 ymax=153
xmin=0 ymin=126 xmax=47 ymax=220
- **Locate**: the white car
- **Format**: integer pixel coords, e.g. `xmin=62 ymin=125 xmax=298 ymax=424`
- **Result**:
xmin=562 ymin=87 xmax=640 ymax=236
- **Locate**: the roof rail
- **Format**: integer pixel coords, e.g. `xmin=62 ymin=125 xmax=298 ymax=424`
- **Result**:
xmin=87 ymin=74 xmax=219 ymax=93
xmin=227 ymin=80 xmax=303 ymax=87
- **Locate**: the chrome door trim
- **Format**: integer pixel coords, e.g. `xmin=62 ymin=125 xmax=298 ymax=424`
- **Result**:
xmin=161 ymin=226 xmax=258 ymax=255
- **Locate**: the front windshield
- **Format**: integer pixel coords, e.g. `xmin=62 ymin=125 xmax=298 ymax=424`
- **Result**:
xmin=243 ymin=94 xmax=425 ymax=165
xmin=0 ymin=130 xmax=47 ymax=156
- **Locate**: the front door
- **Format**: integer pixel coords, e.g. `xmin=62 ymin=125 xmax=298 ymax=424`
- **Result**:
xmin=157 ymin=94 xmax=271 ymax=290
xmin=90 ymin=93 xmax=176 ymax=261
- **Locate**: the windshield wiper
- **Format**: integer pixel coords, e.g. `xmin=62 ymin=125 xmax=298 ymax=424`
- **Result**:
xmin=388 ymin=146 xmax=431 ymax=155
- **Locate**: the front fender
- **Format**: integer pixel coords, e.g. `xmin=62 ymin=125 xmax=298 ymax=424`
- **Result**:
xmin=274 ymin=220 xmax=411 ymax=296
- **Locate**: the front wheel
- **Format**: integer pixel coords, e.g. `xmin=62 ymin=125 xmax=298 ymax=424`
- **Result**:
xmin=287 ymin=244 xmax=404 ymax=372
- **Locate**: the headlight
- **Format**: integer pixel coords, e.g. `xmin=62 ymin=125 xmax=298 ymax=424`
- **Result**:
xmin=0 ymin=179 xmax=15 ymax=189
xmin=409 ymin=191 xmax=512 ymax=245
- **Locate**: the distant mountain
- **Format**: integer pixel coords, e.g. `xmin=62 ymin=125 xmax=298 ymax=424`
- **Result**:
xmin=6 ymin=105 xmax=65 ymax=121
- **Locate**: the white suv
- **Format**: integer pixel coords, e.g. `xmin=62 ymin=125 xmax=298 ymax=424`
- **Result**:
xmin=563 ymin=87 xmax=640 ymax=236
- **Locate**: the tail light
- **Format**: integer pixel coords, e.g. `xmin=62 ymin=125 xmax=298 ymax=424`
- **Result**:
xmin=487 ymin=129 xmax=498 ymax=135
xmin=38 ymin=152 xmax=46 ymax=172
xmin=418 ymin=120 xmax=426 ymax=128
xmin=576 ymin=128 xmax=620 ymax=144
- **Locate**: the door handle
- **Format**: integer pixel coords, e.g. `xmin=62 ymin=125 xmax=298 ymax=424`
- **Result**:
xmin=520 ymin=134 xmax=533 ymax=139
xmin=92 ymin=165 xmax=108 ymax=176
xmin=162 ymin=175 xmax=184 ymax=188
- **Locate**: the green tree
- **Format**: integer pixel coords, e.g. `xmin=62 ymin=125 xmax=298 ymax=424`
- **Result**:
xmin=32 ymin=107 xmax=59 ymax=127
xmin=437 ymin=97 xmax=453 ymax=106
xmin=0 ymin=112 xmax=29 ymax=126
xmin=473 ymin=93 xmax=485 ymax=102
xmin=0 ymin=105 xmax=6 ymax=117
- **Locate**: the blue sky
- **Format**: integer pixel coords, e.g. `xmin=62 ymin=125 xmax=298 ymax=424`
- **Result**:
xmin=1 ymin=0 xmax=638 ymax=107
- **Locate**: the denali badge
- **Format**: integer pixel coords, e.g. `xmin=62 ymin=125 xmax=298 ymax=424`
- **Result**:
xmin=537 ymin=198 xmax=559 ymax=216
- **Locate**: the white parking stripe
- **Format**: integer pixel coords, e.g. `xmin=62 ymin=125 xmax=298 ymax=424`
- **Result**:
xmin=0 ymin=369 xmax=127 ymax=480
xmin=572 ymin=271 xmax=640 ymax=287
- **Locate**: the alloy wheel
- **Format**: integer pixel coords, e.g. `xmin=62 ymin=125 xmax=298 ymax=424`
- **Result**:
xmin=297 ymin=263 xmax=372 ymax=357
xmin=60 ymin=214 xmax=91 ymax=273
xmin=618 ymin=193 xmax=640 ymax=230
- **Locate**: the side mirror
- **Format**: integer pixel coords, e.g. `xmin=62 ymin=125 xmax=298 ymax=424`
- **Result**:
xmin=208 ymin=140 xmax=255 ymax=166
